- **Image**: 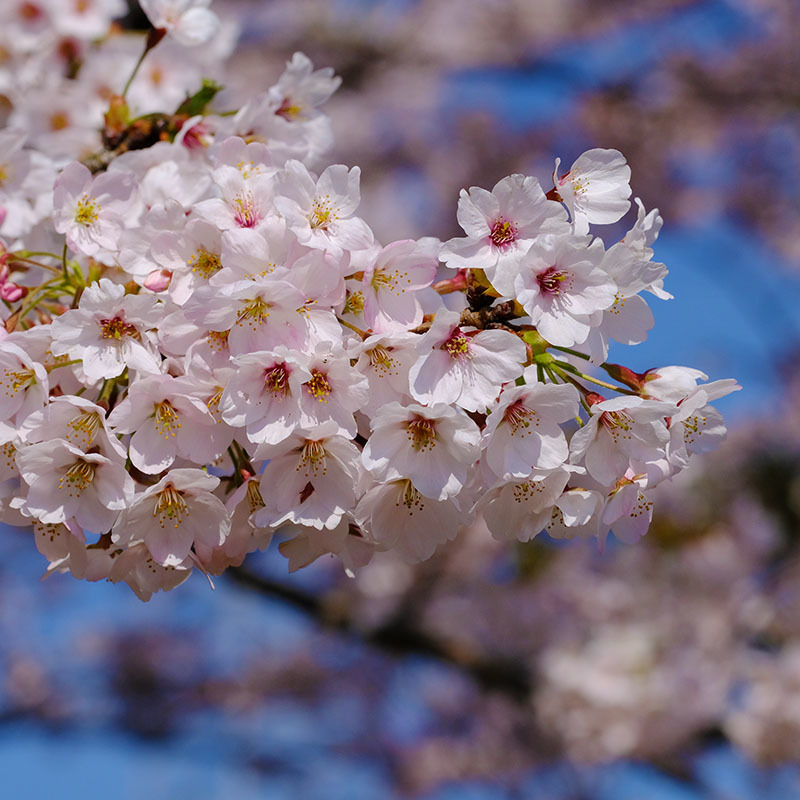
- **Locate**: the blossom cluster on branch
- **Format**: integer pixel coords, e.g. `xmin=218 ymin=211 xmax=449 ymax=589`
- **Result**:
xmin=0 ymin=0 xmax=738 ymax=599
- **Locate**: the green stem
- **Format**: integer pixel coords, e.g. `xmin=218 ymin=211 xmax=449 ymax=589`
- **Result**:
xmin=544 ymin=364 xmax=562 ymax=384
xmin=549 ymin=344 xmax=591 ymax=361
xmin=46 ymin=358 xmax=82 ymax=373
xmin=122 ymin=28 xmax=165 ymax=98
xmin=95 ymin=378 xmax=115 ymax=405
xmin=16 ymin=250 xmax=62 ymax=259
xmin=61 ymin=241 xmax=68 ymax=277
xmin=552 ymin=360 xmax=638 ymax=395
xmin=15 ymin=277 xmax=63 ymax=320
xmin=11 ymin=257 xmax=61 ymax=274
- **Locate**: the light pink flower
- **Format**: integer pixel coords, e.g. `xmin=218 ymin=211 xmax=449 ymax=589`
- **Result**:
xmin=139 ymin=0 xmax=219 ymax=46
xmin=409 ymin=310 xmax=526 ymax=412
xmin=361 ymin=402 xmax=480 ymax=500
xmin=113 ymin=468 xmax=230 ymax=567
xmin=52 ymin=161 xmax=135 ymax=256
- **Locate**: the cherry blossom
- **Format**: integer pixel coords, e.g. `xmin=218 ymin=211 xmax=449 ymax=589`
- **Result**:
xmin=408 ymin=309 xmax=526 ymax=412
xmin=275 ymin=160 xmax=374 ymax=255
xmin=553 ymin=148 xmax=632 ymax=234
xmin=482 ymin=377 xmax=579 ymax=478
xmin=440 ymin=173 xmax=569 ymax=280
xmin=139 ymin=0 xmax=220 ymax=46
xmin=52 ymin=161 xmax=135 ymax=257
xmin=0 ymin=3 xmax=739 ymax=598
xmin=361 ymin=402 xmax=481 ymax=500
xmin=15 ymin=439 xmax=134 ymax=532
xmin=113 ymin=468 xmax=230 ymax=567
xmin=50 ymin=278 xmax=162 ymax=383
xmin=252 ymin=422 xmax=363 ymax=530
xmin=505 ymin=233 xmax=617 ymax=347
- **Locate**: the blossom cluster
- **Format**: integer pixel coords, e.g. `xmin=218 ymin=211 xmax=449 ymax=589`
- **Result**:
xmin=0 ymin=0 xmax=738 ymax=599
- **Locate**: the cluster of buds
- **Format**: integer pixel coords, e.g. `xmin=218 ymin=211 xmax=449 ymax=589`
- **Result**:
xmin=0 ymin=0 xmax=738 ymax=599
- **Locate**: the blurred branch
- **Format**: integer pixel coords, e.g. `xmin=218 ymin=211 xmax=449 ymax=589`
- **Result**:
xmin=227 ymin=565 xmax=533 ymax=699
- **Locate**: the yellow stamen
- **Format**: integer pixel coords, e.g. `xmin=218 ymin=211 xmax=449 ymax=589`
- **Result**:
xmin=305 ymin=370 xmax=332 ymax=403
xmin=154 ymin=400 xmax=181 ymax=439
xmin=406 ymin=416 xmax=437 ymax=452
xmin=74 ymin=193 xmax=99 ymax=226
xmin=188 ymin=247 xmax=221 ymax=279
xmin=154 ymin=483 xmax=188 ymax=529
xmin=58 ymin=460 xmax=96 ymax=495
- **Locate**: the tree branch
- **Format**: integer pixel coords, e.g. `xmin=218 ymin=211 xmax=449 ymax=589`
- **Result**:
xmin=227 ymin=565 xmax=532 ymax=700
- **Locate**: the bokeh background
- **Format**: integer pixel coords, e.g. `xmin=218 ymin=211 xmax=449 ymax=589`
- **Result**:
xmin=2 ymin=0 xmax=800 ymax=797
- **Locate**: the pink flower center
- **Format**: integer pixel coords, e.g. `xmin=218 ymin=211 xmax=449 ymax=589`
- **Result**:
xmin=489 ymin=218 xmax=517 ymax=248
xmin=441 ymin=329 xmax=471 ymax=360
xmin=503 ymin=400 xmax=538 ymax=434
xmin=537 ymin=266 xmax=570 ymax=296
xmin=276 ymin=96 xmax=302 ymax=120
xmin=99 ymin=316 xmax=139 ymax=340
xmin=406 ymin=416 xmax=437 ymax=452
xmin=233 ymin=193 xmax=261 ymax=228
xmin=264 ymin=364 xmax=290 ymax=397
xmin=305 ymin=370 xmax=332 ymax=403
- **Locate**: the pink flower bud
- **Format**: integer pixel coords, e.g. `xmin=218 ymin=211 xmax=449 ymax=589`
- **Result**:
xmin=1 ymin=283 xmax=25 ymax=303
xmin=144 ymin=268 xmax=172 ymax=293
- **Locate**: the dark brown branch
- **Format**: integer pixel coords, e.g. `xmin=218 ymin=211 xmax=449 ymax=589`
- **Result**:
xmin=411 ymin=301 xmax=521 ymax=335
xmin=227 ymin=565 xmax=532 ymax=699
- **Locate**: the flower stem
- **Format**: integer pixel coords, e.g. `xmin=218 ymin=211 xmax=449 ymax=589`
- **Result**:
xmin=338 ymin=317 xmax=369 ymax=339
xmin=552 ymin=360 xmax=638 ymax=395
xmin=122 ymin=28 xmax=166 ymax=98
xmin=549 ymin=344 xmax=591 ymax=361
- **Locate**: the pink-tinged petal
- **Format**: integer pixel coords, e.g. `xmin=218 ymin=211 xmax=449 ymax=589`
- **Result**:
xmin=82 ymin=343 xmax=126 ymax=382
xmin=145 ymin=521 xmax=195 ymax=567
xmin=585 ymin=430 xmax=628 ymax=485
xmin=455 ymin=189 xmax=493 ymax=238
xmin=75 ymin=492 xmax=120 ymax=535
xmin=172 ymin=6 xmax=219 ymax=45
xmin=555 ymin=489 xmax=601 ymax=527
xmin=536 ymin=311 xmax=591 ymax=347
xmin=183 ymin=494 xmax=230 ymax=549
xmin=92 ymin=463 xmax=134 ymax=509
xmin=334 ymin=216 xmax=374 ymax=251
xmin=409 ymin=350 xmax=461 ymax=405
xmin=604 ymin=293 xmax=654 ymax=345
xmin=129 ymin=422 xmax=176 ymax=474
xmin=439 ymin=236 xmax=493 ymax=268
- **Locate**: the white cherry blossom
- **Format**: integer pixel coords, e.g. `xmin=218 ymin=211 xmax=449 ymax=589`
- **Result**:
xmin=0 ymin=341 xmax=48 ymax=425
xmin=221 ymin=347 xmax=311 ymax=444
xmin=361 ymin=402 xmax=480 ymax=500
xmin=506 ymin=233 xmax=616 ymax=347
xmin=16 ymin=439 xmax=134 ymax=533
xmin=50 ymin=278 xmax=162 ymax=383
xmin=440 ymin=173 xmax=568 ymax=281
xmin=553 ymin=148 xmax=632 ymax=234
xmin=275 ymin=160 xmax=373 ymax=256
xmin=569 ymin=396 xmax=675 ymax=486
xmin=52 ymin=161 xmax=135 ymax=257
xmin=107 ymin=374 xmax=221 ymax=474
xmin=482 ymin=377 xmax=579 ymax=479
xmin=139 ymin=0 xmax=220 ymax=46
xmin=112 ymin=468 xmax=230 ymax=567
xmin=356 ymin=479 xmax=465 ymax=563
xmin=252 ymin=422 xmax=363 ymax=530
xmin=409 ymin=309 xmax=526 ymax=412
